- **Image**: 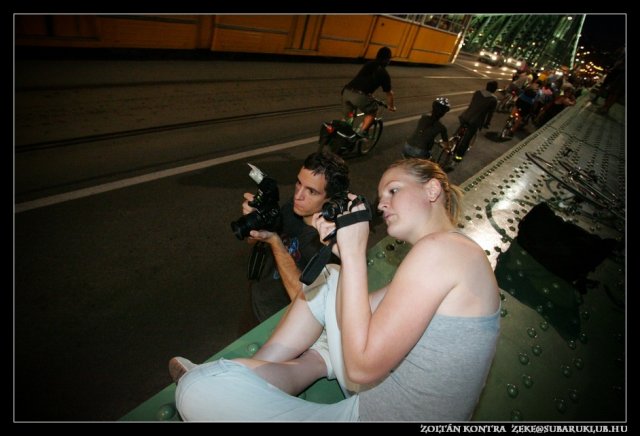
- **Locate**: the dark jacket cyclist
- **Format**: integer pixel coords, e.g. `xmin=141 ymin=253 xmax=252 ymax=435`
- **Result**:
xmin=402 ymin=97 xmax=450 ymax=160
xmin=454 ymin=80 xmax=498 ymax=161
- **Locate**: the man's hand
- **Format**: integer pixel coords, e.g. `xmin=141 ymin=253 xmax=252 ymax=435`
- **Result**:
xmin=248 ymin=230 xmax=277 ymax=244
xmin=242 ymin=192 xmax=256 ymax=216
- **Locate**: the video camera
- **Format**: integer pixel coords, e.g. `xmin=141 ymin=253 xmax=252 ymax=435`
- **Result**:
xmin=320 ymin=191 xmax=350 ymax=222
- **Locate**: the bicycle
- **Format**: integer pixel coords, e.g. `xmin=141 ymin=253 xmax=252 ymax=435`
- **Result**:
xmin=500 ymin=106 xmax=521 ymax=139
xmin=496 ymin=88 xmax=517 ymax=113
xmin=434 ymin=123 xmax=476 ymax=170
xmin=318 ymin=97 xmax=388 ymax=157
xmin=525 ymin=151 xmax=624 ymax=220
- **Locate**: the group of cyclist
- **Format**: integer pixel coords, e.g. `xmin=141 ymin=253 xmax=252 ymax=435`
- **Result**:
xmin=499 ymin=67 xmax=578 ymax=136
xmin=341 ymin=47 xmax=500 ymax=172
xmin=341 ymin=46 xmax=578 ymax=172
xmin=401 ymin=80 xmax=499 ymax=171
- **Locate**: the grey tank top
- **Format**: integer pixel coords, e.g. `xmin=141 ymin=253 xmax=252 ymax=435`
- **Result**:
xmin=357 ymin=306 xmax=500 ymax=421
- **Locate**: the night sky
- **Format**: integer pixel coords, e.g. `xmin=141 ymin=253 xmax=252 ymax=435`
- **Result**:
xmin=579 ymin=14 xmax=626 ymax=67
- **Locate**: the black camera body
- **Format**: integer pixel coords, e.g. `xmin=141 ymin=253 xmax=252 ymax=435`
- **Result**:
xmin=321 ymin=192 xmax=350 ymax=222
xmin=231 ymin=164 xmax=282 ymax=240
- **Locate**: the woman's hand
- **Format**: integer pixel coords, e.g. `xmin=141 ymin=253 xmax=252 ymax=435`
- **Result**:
xmin=335 ymin=195 xmax=369 ymax=257
xmin=312 ymin=212 xmax=340 ymax=257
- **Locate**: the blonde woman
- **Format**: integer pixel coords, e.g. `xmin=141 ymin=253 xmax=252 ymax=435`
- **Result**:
xmin=170 ymin=159 xmax=500 ymax=421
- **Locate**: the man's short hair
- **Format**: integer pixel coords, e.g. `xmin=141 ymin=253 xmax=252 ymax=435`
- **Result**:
xmin=486 ymin=80 xmax=498 ymax=93
xmin=376 ymin=47 xmax=392 ymax=63
xmin=303 ymin=152 xmax=350 ymax=199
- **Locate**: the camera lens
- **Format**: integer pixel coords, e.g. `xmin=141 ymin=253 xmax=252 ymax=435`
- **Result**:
xmin=231 ymin=211 xmax=263 ymax=240
xmin=321 ymin=196 xmax=349 ymax=222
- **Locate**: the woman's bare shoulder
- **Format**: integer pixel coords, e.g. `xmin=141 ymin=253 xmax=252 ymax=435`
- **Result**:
xmin=412 ymin=230 xmax=483 ymax=254
xmin=405 ymin=232 xmax=488 ymax=274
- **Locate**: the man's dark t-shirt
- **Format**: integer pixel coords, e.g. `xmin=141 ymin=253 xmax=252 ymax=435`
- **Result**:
xmin=249 ymin=201 xmax=330 ymax=322
xmin=345 ymin=60 xmax=392 ymax=94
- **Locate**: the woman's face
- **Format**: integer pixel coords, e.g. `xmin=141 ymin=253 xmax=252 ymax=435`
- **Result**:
xmin=377 ymin=167 xmax=429 ymax=241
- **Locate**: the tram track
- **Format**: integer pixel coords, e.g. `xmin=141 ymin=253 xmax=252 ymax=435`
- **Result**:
xmin=16 ymin=91 xmax=472 ymax=153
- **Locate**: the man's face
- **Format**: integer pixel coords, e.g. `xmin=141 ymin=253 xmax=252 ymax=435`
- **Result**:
xmin=292 ymin=167 xmax=328 ymax=218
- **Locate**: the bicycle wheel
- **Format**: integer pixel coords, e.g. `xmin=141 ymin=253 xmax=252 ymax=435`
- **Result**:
xmin=358 ymin=119 xmax=383 ymax=155
xmin=557 ymin=160 xmax=622 ymax=208
xmin=526 ymin=152 xmax=615 ymax=212
xmin=500 ymin=117 xmax=514 ymax=139
xmin=436 ymin=137 xmax=456 ymax=168
xmin=497 ymin=95 xmax=510 ymax=113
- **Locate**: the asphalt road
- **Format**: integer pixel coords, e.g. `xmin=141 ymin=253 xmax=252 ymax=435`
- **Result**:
xmin=14 ymin=52 xmax=529 ymax=421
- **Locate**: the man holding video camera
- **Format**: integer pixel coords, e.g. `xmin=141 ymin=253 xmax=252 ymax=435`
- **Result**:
xmin=241 ymin=152 xmax=350 ymax=325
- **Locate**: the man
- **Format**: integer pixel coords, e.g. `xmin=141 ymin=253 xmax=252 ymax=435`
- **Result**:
xmin=242 ymin=151 xmax=350 ymax=323
xmin=596 ymin=48 xmax=624 ymax=115
xmin=342 ymin=46 xmax=397 ymax=138
xmin=454 ymin=80 xmax=498 ymax=162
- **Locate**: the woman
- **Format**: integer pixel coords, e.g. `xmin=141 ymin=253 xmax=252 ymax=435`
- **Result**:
xmin=170 ymin=159 xmax=500 ymax=421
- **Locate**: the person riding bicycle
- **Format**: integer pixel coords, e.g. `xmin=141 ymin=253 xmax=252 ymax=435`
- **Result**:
xmin=342 ymin=46 xmax=397 ymax=139
xmin=402 ymin=97 xmax=450 ymax=160
xmin=453 ymin=80 xmax=498 ymax=162
xmin=506 ymin=82 xmax=539 ymax=136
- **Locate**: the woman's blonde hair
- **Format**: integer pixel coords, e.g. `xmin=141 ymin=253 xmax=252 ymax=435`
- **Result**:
xmin=388 ymin=158 xmax=463 ymax=225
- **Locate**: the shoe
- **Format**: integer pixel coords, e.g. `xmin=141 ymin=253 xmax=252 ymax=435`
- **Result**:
xmin=453 ymin=155 xmax=463 ymax=162
xmin=444 ymin=162 xmax=456 ymax=172
xmin=169 ymin=356 xmax=197 ymax=384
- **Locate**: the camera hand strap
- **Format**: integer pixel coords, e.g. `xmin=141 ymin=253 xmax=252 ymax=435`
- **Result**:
xmin=300 ymin=242 xmax=335 ymax=286
xmin=300 ymin=196 xmax=373 ymax=286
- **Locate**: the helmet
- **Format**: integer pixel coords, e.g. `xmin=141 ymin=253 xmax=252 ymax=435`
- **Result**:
xmin=431 ymin=97 xmax=450 ymax=119
xmin=432 ymin=97 xmax=450 ymax=113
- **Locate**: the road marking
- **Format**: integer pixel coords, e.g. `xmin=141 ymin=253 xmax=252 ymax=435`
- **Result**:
xmin=15 ymin=107 xmax=466 ymax=213
xmin=422 ymin=76 xmax=484 ymax=79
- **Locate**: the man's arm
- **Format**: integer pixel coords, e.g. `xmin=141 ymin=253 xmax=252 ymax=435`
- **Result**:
xmin=483 ymin=100 xmax=498 ymax=127
xmin=386 ymin=90 xmax=397 ymax=111
xmin=250 ymin=230 xmax=302 ymax=301
xmin=270 ymin=236 xmax=303 ymax=300
xmin=441 ymin=125 xmax=449 ymax=142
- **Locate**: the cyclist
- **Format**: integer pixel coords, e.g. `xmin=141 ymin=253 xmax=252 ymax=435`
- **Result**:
xmin=342 ymin=46 xmax=397 ymax=139
xmin=506 ymin=81 xmax=539 ymax=136
xmin=453 ymin=80 xmax=498 ymax=163
xmin=402 ymin=97 xmax=450 ymax=160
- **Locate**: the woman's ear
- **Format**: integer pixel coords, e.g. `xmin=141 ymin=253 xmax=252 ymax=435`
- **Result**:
xmin=425 ymin=178 xmax=443 ymax=203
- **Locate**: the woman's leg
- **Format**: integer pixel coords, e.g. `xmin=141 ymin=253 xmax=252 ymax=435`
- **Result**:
xmin=176 ymin=359 xmax=359 ymax=422
xmin=172 ymin=267 xmax=336 ymax=394
xmin=231 ymin=267 xmax=337 ymax=392
xmin=234 ymin=350 xmax=326 ymax=396
xmin=253 ymin=287 xmax=325 ymax=361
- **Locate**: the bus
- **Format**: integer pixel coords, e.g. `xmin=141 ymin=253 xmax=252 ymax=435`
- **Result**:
xmin=15 ymin=14 xmax=471 ymax=65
